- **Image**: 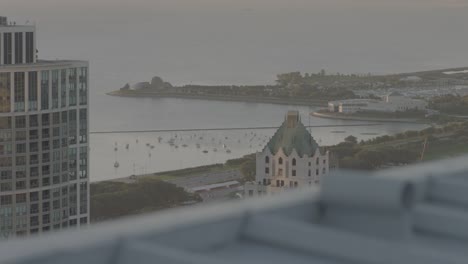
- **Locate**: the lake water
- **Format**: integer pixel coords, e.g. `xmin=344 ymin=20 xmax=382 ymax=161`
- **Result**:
xmin=89 ymin=96 xmax=427 ymax=182
xmin=6 ymin=1 xmax=465 ymax=181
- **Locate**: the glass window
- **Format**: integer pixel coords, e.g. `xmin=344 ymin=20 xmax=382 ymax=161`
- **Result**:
xmin=42 ymin=113 xmax=50 ymax=126
xmin=52 ymin=112 xmax=60 ymax=125
xmin=0 ymin=117 xmax=12 ymax=130
xmin=3 ymin=33 xmax=12 ymax=64
xmin=15 ymin=116 xmax=26 ymax=128
xmin=25 ymin=32 xmax=34 ymax=63
xmin=0 ymin=73 xmax=11 ymax=113
xmin=79 ymin=67 xmax=87 ymax=105
xmin=69 ymin=110 xmax=77 ymax=145
xmin=0 ymin=195 xmax=12 ymax=205
xmin=28 ymin=71 xmax=38 ymax=111
xmin=16 ymin=143 xmax=26 ymax=153
xmin=29 ymin=114 xmax=38 ymax=127
xmin=16 ymin=193 xmax=27 ymax=203
xmin=79 ymin=109 xmax=87 ymax=143
xmin=41 ymin=71 xmax=49 ymax=110
xmin=14 ymin=32 xmax=23 ymax=64
xmin=51 ymin=70 xmax=59 ymax=108
xmin=60 ymin=69 xmax=67 ymax=107
xmin=14 ymin=72 xmax=25 ymax=112
xmin=68 ymin=68 xmax=77 ymax=106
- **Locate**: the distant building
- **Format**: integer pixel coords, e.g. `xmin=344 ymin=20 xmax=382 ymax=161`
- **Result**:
xmin=328 ymin=92 xmax=427 ymax=113
xmin=245 ymin=111 xmax=329 ymax=197
xmin=0 ymin=16 xmax=89 ymax=238
xmin=399 ymin=76 xmax=422 ymax=82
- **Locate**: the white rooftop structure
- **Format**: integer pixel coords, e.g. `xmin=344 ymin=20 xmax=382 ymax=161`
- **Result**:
xmin=190 ymin=180 xmax=240 ymax=192
xmin=2 ymin=156 xmax=468 ymax=263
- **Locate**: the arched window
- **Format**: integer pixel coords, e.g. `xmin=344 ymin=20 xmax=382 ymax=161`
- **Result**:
xmin=278 ymin=157 xmax=283 ymax=165
xmin=265 ymin=156 xmax=269 ymax=164
xmin=292 ymin=158 xmax=296 ymax=166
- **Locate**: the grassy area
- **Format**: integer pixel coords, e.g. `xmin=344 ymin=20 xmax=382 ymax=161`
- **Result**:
xmin=328 ymin=122 xmax=468 ymax=170
xmin=423 ymin=141 xmax=468 ymax=161
xmin=351 ymin=110 xmax=426 ymax=119
xmin=141 ymin=163 xmax=226 ymax=181
xmin=90 ymin=178 xmax=201 ymax=222
xmin=91 ymin=122 xmax=468 ymax=222
xmin=91 ymin=154 xmax=256 ymax=222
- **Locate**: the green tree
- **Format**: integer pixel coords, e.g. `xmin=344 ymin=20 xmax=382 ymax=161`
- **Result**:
xmin=344 ymin=135 xmax=358 ymax=144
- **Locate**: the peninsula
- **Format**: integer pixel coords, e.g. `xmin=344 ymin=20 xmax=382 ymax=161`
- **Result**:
xmin=108 ymin=67 xmax=468 ymax=109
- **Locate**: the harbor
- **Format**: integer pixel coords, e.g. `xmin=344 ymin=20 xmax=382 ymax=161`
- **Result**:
xmin=89 ymin=97 xmax=428 ymax=182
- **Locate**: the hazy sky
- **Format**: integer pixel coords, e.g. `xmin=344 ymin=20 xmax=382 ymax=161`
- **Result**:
xmin=4 ymin=0 xmax=468 ymax=85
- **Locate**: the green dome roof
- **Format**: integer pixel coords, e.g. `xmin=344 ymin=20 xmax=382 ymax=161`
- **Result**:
xmin=265 ymin=111 xmax=319 ymax=157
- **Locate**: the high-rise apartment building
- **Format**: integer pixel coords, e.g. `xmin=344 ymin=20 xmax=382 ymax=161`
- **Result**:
xmin=0 ymin=16 xmax=89 ymax=238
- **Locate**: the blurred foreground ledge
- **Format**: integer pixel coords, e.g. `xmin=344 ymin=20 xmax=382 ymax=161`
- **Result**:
xmin=2 ymin=155 xmax=468 ymax=264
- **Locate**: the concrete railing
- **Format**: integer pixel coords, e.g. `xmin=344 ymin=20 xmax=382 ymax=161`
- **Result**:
xmin=2 ymin=156 xmax=468 ymax=264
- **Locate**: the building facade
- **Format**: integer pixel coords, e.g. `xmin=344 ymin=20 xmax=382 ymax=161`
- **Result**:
xmin=328 ymin=93 xmax=428 ymax=114
xmin=0 ymin=17 xmax=89 ymax=238
xmin=245 ymin=111 xmax=329 ymax=197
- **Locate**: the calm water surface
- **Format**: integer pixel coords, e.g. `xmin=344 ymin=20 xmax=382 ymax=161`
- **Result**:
xmin=90 ymin=96 xmax=427 ymax=182
xmin=8 ymin=1 xmax=463 ymax=181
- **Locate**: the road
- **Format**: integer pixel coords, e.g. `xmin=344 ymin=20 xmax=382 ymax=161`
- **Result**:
xmin=166 ymin=169 xmax=241 ymax=189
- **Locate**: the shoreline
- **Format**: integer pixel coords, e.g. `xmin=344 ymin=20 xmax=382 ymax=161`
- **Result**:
xmin=311 ymin=111 xmax=427 ymax=123
xmin=107 ymin=90 xmax=328 ymax=107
